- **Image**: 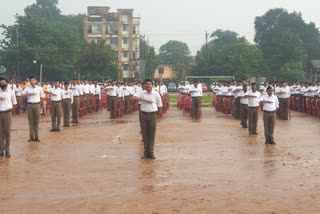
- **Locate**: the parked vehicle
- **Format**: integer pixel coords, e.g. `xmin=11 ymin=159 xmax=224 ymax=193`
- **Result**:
xmin=201 ymin=83 xmax=207 ymax=92
xmin=168 ymin=82 xmax=177 ymax=92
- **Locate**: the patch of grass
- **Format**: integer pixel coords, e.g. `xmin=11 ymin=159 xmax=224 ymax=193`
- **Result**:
xmin=169 ymin=93 xmax=213 ymax=104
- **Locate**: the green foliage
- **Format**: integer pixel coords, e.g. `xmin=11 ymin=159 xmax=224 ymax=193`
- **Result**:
xmin=255 ymin=8 xmax=320 ymax=80
xmin=279 ymin=61 xmax=307 ymax=82
xmin=76 ymin=41 xmax=119 ymax=81
xmin=158 ymin=40 xmax=192 ymax=65
xmin=193 ymin=30 xmax=264 ymax=80
xmin=140 ymin=38 xmax=159 ymax=79
xmin=0 ymin=0 xmax=86 ymax=80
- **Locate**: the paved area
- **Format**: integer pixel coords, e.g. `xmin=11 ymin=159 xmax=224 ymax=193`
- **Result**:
xmin=0 ymin=107 xmax=319 ymax=213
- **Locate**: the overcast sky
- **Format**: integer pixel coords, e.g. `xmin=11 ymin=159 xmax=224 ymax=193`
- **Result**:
xmin=1 ymin=0 xmax=320 ymax=54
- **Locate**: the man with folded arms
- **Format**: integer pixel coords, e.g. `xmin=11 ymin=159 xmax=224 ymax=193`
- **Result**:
xmin=261 ymin=86 xmax=279 ymax=145
xmin=188 ymin=80 xmax=203 ymax=120
xmin=245 ymin=83 xmax=261 ymax=135
xmin=0 ymin=76 xmax=17 ymax=157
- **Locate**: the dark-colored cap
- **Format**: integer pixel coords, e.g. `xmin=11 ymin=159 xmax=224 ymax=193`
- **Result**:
xmin=0 ymin=76 xmax=9 ymax=82
xmin=267 ymin=86 xmax=273 ymax=91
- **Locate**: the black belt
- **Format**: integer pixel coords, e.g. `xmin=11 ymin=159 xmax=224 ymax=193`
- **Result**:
xmin=264 ymin=110 xmax=276 ymax=113
xmin=248 ymin=106 xmax=259 ymax=108
xmin=63 ymin=98 xmax=71 ymax=100
xmin=141 ymin=111 xmax=157 ymax=115
xmin=73 ymin=96 xmax=79 ymax=97
xmin=27 ymin=102 xmax=40 ymax=105
xmin=51 ymin=101 xmax=61 ymax=103
xmin=0 ymin=109 xmax=12 ymax=114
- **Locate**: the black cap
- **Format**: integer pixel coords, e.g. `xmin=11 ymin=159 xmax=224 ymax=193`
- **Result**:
xmin=0 ymin=76 xmax=9 ymax=82
xmin=267 ymin=86 xmax=273 ymax=91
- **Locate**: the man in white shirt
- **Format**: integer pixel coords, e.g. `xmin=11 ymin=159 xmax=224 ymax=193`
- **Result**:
xmin=238 ymin=84 xmax=248 ymax=128
xmin=104 ymin=80 xmax=119 ymax=119
xmin=245 ymin=83 xmax=262 ymax=135
xmin=233 ymin=82 xmax=243 ymax=119
xmin=94 ymin=81 xmax=101 ymax=111
xmin=22 ymin=76 xmax=44 ymax=142
xmin=134 ymin=79 xmax=162 ymax=159
xmin=62 ymin=82 xmax=73 ymax=127
xmin=277 ymin=81 xmax=290 ymax=120
xmin=188 ymin=80 xmax=203 ymax=120
xmin=70 ymin=79 xmax=80 ymax=124
xmin=122 ymin=81 xmax=131 ymax=114
xmin=15 ymin=82 xmax=23 ymax=114
xmin=261 ymin=86 xmax=279 ymax=145
xmin=45 ymin=80 xmax=65 ymax=132
xmin=0 ymin=76 xmax=17 ymax=157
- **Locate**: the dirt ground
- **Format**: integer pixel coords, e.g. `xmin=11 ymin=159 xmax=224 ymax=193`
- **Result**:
xmin=0 ymin=107 xmax=319 ymax=214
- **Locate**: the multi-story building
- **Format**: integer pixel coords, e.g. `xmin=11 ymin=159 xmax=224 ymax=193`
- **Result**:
xmin=84 ymin=6 xmax=140 ymax=79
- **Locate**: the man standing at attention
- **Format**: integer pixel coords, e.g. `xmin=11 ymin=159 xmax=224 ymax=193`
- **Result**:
xmin=70 ymin=79 xmax=80 ymax=124
xmin=261 ymin=86 xmax=279 ymax=145
xmin=0 ymin=76 xmax=17 ymax=157
xmin=188 ymin=80 xmax=203 ymax=120
xmin=245 ymin=83 xmax=261 ymax=135
xmin=134 ymin=79 xmax=162 ymax=159
xmin=22 ymin=76 xmax=44 ymax=142
xmin=62 ymin=82 xmax=73 ymax=127
xmin=45 ymin=80 xmax=64 ymax=132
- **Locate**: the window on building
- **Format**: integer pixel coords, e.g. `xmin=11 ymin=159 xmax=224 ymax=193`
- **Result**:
xmin=90 ymin=24 xmax=102 ymax=35
xmin=123 ymin=51 xmax=128 ymax=58
xmin=110 ymin=38 xmax=118 ymax=45
xmin=133 ymin=25 xmax=139 ymax=34
xmin=123 ymin=64 xmax=129 ymax=71
xmin=123 ymin=24 xmax=129 ymax=32
xmin=123 ymin=38 xmax=128 ymax=45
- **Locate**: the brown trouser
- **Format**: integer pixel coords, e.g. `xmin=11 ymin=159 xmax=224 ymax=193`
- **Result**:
xmin=248 ymin=106 xmax=259 ymax=134
xmin=141 ymin=111 xmax=158 ymax=156
xmin=107 ymin=95 xmax=111 ymax=111
xmin=240 ymin=103 xmax=248 ymax=128
xmin=72 ymin=96 xmax=79 ymax=122
xmin=16 ymin=96 xmax=21 ymax=114
xmin=124 ymin=96 xmax=130 ymax=114
xmin=109 ymin=96 xmax=117 ymax=118
xmin=51 ymin=101 xmax=62 ymax=130
xmin=0 ymin=111 xmax=12 ymax=152
xmin=27 ymin=103 xmax=40 ymax=139
xmin=192 ymin=97 xmax=201 ymax=119
xmin=263 ymin=111 xmax=276 ymax=142
xmin=62 ymin=99 xmax=71 ymax=126
xmin=279 ymin=98 xmax=289 ymax=120
xmin=235 ymin=97 xmax=241 ymax=119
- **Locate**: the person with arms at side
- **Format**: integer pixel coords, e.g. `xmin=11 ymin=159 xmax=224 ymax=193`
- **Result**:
xmin=245 ymin=83 xmax=262 ymax=135
xmin=0 ymin=76 xmax=17 ymax=157
xmin=62 ymin=82 xmax=73 ymax=127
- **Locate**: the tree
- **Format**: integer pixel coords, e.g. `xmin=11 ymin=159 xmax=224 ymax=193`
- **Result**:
xmin=279 ymin=61 xmax=307 ymax=82
xmin=76 ymin=41 xmax=119 ymax=81
xmin=254 ymin=8 xmax=320 ymax=80
xmin=139 ymin=38 xmax=159 ymax=79
xmin=158 ymin=40 xmax=192 ymax=65
xmin=0 ymin=1 xmax=84 ymax=80
xmin=24 ymin=0 xmax=61 ymax=21
xmin=209 ymin=29 xmax=247 ymax=52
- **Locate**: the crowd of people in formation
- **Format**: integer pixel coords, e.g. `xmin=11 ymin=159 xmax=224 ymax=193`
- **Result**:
xmin=0 ymin=75 xmax=168 ymax=159
xmin=177 ymin=79 xmax=320 ymax=145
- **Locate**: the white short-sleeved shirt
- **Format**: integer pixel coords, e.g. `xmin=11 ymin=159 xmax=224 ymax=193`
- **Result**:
xmin=70 ymin=84 xmax=80 ymax=96
xmin=239 ymin=91 xmax=248 ymax=105
xmin=63 ymin=89 xmax=73 ymax=104
xmin=262 ymin=94 xmax=279 ymax=112
xmin=247 ymin=91 xmax=262 ymax=107
xmin=15 ymin=86 xmax=23 ymax=97
xmin=22 ymin=85 xmax=44 ymax=103
xmin=49 ymin=87 xmax=64 ymax=101
xmin=106 ymin=86 xmax=119 ymax=97
xmin=278 ymin=86 xmax=291 ymax=99
xmin=135 ymin=91 xmax=163 ymax=112
xmin=188 ymin=84 xmax=203 ymax=97
xmin=0 ymin=88 xmax=17 ymax=111
xmin=94 ymin=85 xmax=101 ymax=100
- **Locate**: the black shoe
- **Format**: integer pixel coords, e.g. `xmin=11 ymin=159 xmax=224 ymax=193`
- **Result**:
xmin=252 ymin=132 xmax=258 ymax=135
xmin=28 ymin=138 xmax=35 ymax=142
xmin=75 ymin=120 xmax=79 ymax=123
xmin=0 ymin=152 xmax=4 ymax=156
xmin=242 ymin=126 xmax=248 ymax=128
xmin=49 ymin=129 xmax=56 ymax=132
xmin=265 ymin=141 xmax=271 ymax=145
xmin=64 ymin=125 xmax=70 ymax=127
xmin=141 ymin=154 xmax=156 ymax=159
xmin=35 ymin=138 xmax=40 ymax=142
xmin=270 ymin=141 xmax=276 ymax=145
xmin=56 ymin=128 xmax=61 ymax=132
xmin=5 ymin=152 xmax=11 ymax=157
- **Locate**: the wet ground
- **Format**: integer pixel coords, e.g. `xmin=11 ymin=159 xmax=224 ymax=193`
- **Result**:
xmin=1 ymin=107 xmax=320 ymax=214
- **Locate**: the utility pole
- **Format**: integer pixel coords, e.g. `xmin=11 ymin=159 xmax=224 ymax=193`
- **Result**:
xmin=16 ymin=27 xmax=20 ymax=81
xmin=205 ymin=31 xmax=209 ymax=58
